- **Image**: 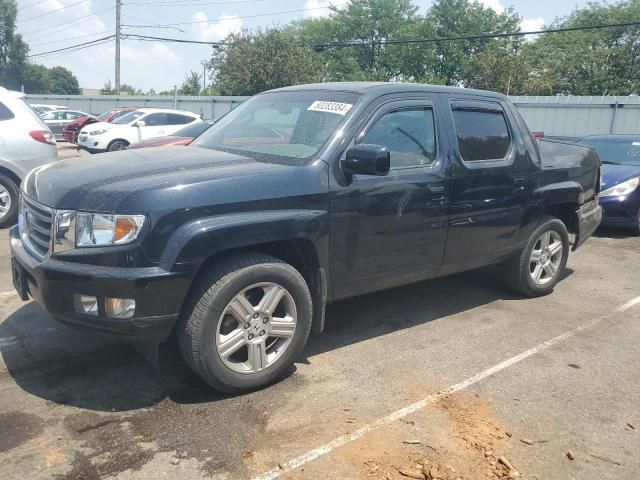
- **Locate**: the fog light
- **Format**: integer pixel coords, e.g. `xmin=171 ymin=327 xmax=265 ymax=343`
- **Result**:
xmin=74 ymin=295 xmax=98 ymax=316
xmin=105 ymin=298 xmax=135 ymax=319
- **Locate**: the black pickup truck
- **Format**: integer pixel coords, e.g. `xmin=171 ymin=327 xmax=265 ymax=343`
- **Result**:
xmin=10 ymin=83 xmax=602 ymax=392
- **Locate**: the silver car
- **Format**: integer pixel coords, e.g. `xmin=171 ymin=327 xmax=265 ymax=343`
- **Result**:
xmin=0 ymin=87 xmax=58 ymax=227
xmin=41 ymin=109 xmax=88 ymax=140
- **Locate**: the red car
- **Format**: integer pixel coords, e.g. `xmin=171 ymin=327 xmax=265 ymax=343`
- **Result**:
xmin=127 ymin=120 xmax=214 ymax=149
xmin=62 ymin=107 xmax=139 ymax=143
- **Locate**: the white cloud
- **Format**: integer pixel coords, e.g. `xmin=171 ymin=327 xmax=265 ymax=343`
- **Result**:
xmin=520 ymin=16 xmax=545 ymax=33
xmin=477 ymin=0 xmax=505 ymax=14
xmin=191 ymin=12 xmax=243 ymax=42
xmin=304 ymin=0 xmax=350 ymax=18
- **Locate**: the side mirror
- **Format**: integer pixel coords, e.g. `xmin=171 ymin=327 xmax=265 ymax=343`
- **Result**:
xmin=343 ymin=144 xmax=390 ymax=176
xmin=134 ymin=120 xmax=146 ymax=127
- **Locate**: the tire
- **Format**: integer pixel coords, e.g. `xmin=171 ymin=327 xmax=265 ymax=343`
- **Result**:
xmin=0 ymin=174 xmax=19 ymax=229
xmin=107 ymin=139 xmax=129 ymax=152
xmin=633 ymin=209 xmax=640 ymax=236
xmin=502 ymin=216 xmax=569 ymax=297
xmin=177 ymin=253 xmax=313 ymax=393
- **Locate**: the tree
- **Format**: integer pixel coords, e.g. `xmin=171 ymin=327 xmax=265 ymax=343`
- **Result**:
xmin=0 ymin=0 xmax=28 ymax=90
xmin=294 ymin=0 xmax=430 ymax=82
xmin=209 ymin=28 xmax=323 ymax=96
xmin=21 ymin=63 xmax=50 ymax=94
xmin=47 ymin=66 xmax=79 ymax=94
xmin=520 ymin=1 xmax=640 ymax=95
xmin=178 ymin=70 xmax=201 ymax=95
xmin=428 ymin=0 xmax=522 ymax=87
xmin=101 ymin=80 xmax=116 ymax=95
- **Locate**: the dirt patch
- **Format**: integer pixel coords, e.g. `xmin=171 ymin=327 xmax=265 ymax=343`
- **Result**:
xmin=332 ymin=393 xmax=521 ymax=480
xmin=0 ymin=411 xmax=45 ymax=453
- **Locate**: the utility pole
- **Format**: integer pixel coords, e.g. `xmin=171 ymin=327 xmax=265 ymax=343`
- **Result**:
xmin=202 ymin=61 xmax=207 ymax=91
xmin=115 ymin=0 xmax=121 ymax=94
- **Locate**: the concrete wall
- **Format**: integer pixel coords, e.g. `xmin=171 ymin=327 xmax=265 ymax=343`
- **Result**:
xmin=24 ymin=94 xmax=249 ymax=121
xmin=25 ymin=93 xmax=640 ymax=138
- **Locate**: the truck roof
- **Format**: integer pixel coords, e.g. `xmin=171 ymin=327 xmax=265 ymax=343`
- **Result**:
xmin=268 ymin=82 xmax=508 ymax=100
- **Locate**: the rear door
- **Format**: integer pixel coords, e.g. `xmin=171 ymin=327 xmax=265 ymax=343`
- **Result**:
xmin=441 ymin=98 xmax=534 ymax=274
xmin=329 ymin=97 xmax=448 ymax=299
xmin=138 ymin=112 xmax=169 ymax=140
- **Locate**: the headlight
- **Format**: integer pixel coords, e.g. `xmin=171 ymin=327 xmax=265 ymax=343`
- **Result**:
xmin=600 ymin=177 xmax=639 ymax=197
xmin=74 ymin=213 xmax=145 ymax=248
xmin=90 ymin=129 xmax=107 ymax=136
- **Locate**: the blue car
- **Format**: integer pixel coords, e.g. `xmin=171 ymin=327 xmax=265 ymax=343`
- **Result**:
xmin=577 ymin=135 xmax=640 ymax=234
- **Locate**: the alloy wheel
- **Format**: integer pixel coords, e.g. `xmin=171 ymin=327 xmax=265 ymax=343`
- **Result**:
xmin=529 ymin=230 xmax=563 ymax=286
xmin=215 ymin=282 xmax=297 ymax=374
xmin=0 ymin=185 xmax=11 ymax=221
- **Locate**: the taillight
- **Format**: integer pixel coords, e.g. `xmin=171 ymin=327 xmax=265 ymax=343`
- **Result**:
xmin=29 ymin=130 xmax=56 ymax=145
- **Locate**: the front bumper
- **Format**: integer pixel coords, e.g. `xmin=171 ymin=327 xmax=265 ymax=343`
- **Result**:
xmin=77 ymin=134 xmax=108 ymax=152
xmin=9 ymin=225 xmax=192 ymax=343
xmin=599 ymin=191 xmax=640 ymax=228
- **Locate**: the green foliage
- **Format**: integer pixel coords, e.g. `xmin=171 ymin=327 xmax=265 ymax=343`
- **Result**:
xmin=209 ymin=28 xmax=324 ymax=96
xmin=0 ymin=0 xmax=28 ymax=90
xmin=47 ymin=66 xmax=79 ymax=94
xmin=178 ymin=70 xmax=202 ymax=95
xmin=520 ymin=0 xmax=640 ymax=95
xmin=21 ymin=63 xmax=50 ymax=94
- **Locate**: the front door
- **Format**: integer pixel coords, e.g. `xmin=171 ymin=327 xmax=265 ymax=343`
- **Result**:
xmin=329 ymin=98 xmax=448 ymax=299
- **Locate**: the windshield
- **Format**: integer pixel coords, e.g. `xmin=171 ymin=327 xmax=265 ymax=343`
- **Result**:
xmin=192 ymin=90 xmax=360 ymax=162
xmin=173 ymin=121 xmax=213 ymax=138
xmin=579 ymin=137 xmax=640 ymax=166
xmin=97 ymin=111 xmax=112 ymax=121
xmin=111 ymin=110 xmax=144 ymax=125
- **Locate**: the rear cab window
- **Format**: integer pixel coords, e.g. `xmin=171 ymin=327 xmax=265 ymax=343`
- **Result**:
xmin=0 ymin=102 xmax=15 ymax=121
xmin=451 ymin=100 xmax=512 ymax=163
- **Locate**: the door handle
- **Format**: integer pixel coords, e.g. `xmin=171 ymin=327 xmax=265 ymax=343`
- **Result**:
xmin=513 ymin=177 xmax=526 ymax=194
xmin=429 ymin=184 xmax=446 ymax=202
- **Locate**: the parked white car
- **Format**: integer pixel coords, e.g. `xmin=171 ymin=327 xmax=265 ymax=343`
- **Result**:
xmin=41 ymin=109 xmax=89 ymax=140
xmin=77 ymin=108 xmax=201 ymax=153
xmin=0 ymin=87 xmax=58 ymax=227
xmin=31 ymin=104 xmax=68 ymax=114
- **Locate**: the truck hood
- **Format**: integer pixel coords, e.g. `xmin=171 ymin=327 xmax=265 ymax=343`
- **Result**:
xmin=601 ymin=164 xmax=640 ymax=190
xmin=23 ymin=146 xmax=295 ymax=212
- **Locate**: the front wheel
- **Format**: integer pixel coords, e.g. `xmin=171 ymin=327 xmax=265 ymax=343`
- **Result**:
xmin=502 ymin=217 xmax=569 ymax=297
xmin=0 ymin=174 xmax=19 ymax=229
xmin=178 ymin=253 xmax=312 ymax=393
xmin=107 ymin=140 xmax=128 ymax=152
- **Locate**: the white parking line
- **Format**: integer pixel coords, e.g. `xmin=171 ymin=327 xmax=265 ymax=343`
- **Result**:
xmin=251 ymin=295 xmax=640 ymax=480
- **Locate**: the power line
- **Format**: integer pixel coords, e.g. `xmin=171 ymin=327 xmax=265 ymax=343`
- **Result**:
xmin=124 ymin=0 xmax=266 ymax=6
xmin=18 ymin=0 xmax=91 ymax=23
xmin=20 ymin=6 xmax=115 ymax=39
xmin=18 ymin=0 xmax=55 ymax=11
xmin=25 ymin=20 xmax=640 ymax=60
xmin=314 ymin=21 xmax=640 ymax=49
xmin=28 ymin=35 xmax=116 ymax=58
xmin=123 ymin=6 xmax=332 ymax=28
xmin=29 ymin=30 xmax=115 ymax=48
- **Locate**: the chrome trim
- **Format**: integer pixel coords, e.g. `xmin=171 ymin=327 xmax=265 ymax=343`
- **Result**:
xmin=19 ymin=194 xmax=54 ymax=260
xmin=53 ymin=210 xmax=76 ymax=254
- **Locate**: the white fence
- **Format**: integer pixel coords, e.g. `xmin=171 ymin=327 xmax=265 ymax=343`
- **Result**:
xmin=25 ymin=93 xmax=640 ymax=138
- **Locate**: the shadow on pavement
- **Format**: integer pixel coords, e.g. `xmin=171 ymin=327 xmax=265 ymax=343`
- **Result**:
xmin=594 ymin=226 xmax=638 ymax=239
xmin=0 ymin=265 xmax=571 ymax=412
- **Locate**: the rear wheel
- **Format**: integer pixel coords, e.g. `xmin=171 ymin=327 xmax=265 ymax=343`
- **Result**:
xmin=178 ymin=253 xmax=312 ymax=393
xmin=107 ymin=139 xmax=128 ymax=152
xmin=502 ymin=217 xmax=569 ymax=297
xmin=0 ymin=175 xmax=19 ymax=229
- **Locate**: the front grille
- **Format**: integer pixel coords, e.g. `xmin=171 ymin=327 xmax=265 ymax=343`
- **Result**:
xmin=21 ymin=195 xmax=54 ymax=259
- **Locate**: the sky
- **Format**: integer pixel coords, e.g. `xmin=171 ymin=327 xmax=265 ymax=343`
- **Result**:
xmin=15 ymin=0 xmax=613 ymax=92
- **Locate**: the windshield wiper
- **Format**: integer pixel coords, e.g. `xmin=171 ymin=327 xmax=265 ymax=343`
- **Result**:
xmin=601 ymin=161 xmax=619 ymax=165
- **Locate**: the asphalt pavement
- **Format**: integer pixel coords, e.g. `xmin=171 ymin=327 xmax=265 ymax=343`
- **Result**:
xmin=0 ymin=171 xmax=638 ymax=479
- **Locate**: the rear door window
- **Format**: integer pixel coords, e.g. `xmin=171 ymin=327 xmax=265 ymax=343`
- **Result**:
xmin=452 ymin=102 xmax=511 ymax=162
xmin=166 ymin=113 xmax=194 ymax=125
xmin=143 ymin=113 xmax=169 ymax=126
xmin=0 ymin=102 xmax=14 ymax=120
